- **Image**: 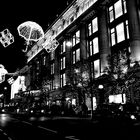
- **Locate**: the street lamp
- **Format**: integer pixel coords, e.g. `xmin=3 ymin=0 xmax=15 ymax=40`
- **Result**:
xmin=98 ymin=84 xmax=105 ymax=109
xmin=66 ymin=41 xmax=72 ymax=47
xmin=98 ymin=84 xmax=104 ymax=89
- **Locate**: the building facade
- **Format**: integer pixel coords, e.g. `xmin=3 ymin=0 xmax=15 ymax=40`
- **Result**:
xmin=19 ymin=0 xmax=140 ymax=110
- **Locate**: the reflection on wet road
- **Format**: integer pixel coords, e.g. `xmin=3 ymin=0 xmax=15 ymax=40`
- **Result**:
xmin=0 ymin=114 xmax=12 ymax=127
xmin=0 ymin=113 xmax=63 ymax=140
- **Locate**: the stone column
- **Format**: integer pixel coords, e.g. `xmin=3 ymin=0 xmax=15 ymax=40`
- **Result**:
xmin=54 ymin=50 xmax=60 ymax=88
xmin=98 ymin=6 xmax=111 ymax=73
xmin=127 ymin=0 xmax=140 ymax=61
xmin=65 ymin=37 xmax=72 ymax=68
xmin=80 ymin=22 xmax=87 ymax=60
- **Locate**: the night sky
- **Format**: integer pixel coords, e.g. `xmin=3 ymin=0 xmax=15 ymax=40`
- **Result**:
xmin=0 ymin=0 xmax=73 ymax=73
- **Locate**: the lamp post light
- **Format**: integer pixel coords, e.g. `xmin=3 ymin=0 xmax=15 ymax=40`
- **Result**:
xmin=98 ymin=84 xmax=104 ymax=89
xmin=98 ymin=84 xmax=105 ymax=109
xmin=66 ymin=41 xmax=72 ymax=48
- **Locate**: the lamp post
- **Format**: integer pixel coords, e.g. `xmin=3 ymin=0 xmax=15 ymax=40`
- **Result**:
xmin=98 ymin=84 xmax=105 ymax=109
xmin=98 ymin=84 xmax=104 ymax=89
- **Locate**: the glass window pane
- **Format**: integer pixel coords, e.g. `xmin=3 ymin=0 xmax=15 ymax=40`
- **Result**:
xmin=115 ymin=0 xmax=123 ymax=19
xmin=92 ymin=17 xmax=98 ymax=33
xmin=93 ymin=37 xmax=99 ymax=54
xmin=76 ymin=48 xmax=80 ymax=61
xmin=63 ymin=73 xmax=66 ymax=86
xmin=94 ymin=59 xmax=100 ymax=78
xmin=61 ymin=59 xmax=63 ymax=70
xmin=126 ymin=20 xmax=129 ymax=39
xmin=109 ymin=6 xmax=114 ymax=22
xmin=73 ymin=51 xmax=75 ymax=64
xmin=123 ymin=0 xmax=127 ymax=14
xmin=51 ymin=51 xmax=55 ymax=60
xmin=111 ymin=28 xmax=116 ymax=46
xmin=89 ymin=41 xmax=93 ymax=56
xmin=76 ymin=30 xmax=80 ymax=44
xmin=88 ymin=23 xmax=92 ymax=36
xmin=73 ymin=35 xmax=76 ymax=46
xmin=61 ymin=75 xmax=63 ymax=87
xmin=63 ymin=57 xmax=65 ymax=68
xmin=63 ymin=41 xmax=66 ymax=52
xmin=116 ymin=23 xmax=125 ymax=43
xmin=43 ymin=56 xmax=46 ymax=65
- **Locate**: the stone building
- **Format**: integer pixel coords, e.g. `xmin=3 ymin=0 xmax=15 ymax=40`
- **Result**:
xmin=18 ymin=0 xmax=140 ymax=110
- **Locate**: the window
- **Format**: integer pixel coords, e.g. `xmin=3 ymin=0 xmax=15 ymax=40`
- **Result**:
xmin=115 ymin=0 xmax=123 ymax=19
xmin=88 ymin=23 xmax=92 ymax=36
xmin=88 ymin=17 xmax=98 ymax=36
xmin=111 ymin=28 xmax=116 ymax=46
xmin=73 ymin=51 xmax=76 ymax=64
xmin=92 ymin=17 xmax=98 ymax=33
xmin=109 ymin=6 xmax=114 ymax=23
xmin=116 ymin=23 xmax=125 ymax=43
xmin=89 ymin=37 xmax=99 ymax=56
xmin=93 ymin=37 xmax=99 ymax=54
xmin=60 ymin=73 xmax=66 ymax=87
xmin=123 ymin=0 xmax=127 ymax=14
xmin=94 ymin=59 xmax=100 ymax=78
xmin=89 ymin=41 xmax=93 ymax=56
xmin=51 ymin=63 xmax=54 ymax=74
xmin=36 ymin=61 xmax=40 ymax=70
xmin=43 ymin=56 xmax=46 ymax=66
xmin=109 ymin=0 xmax=127 ymax=23
xmin=72 ymin=30 xmax=80 ymax=47
xmin=61 ymin=41 xmax=66 ymax=54
xmin=50 ymin=51 xmax=55 ymax=60
xmin=110 ymin=21 xmax=128 ymax=46
xmin=60 ymin=57 xmax=66 ymax=70
xmin=76 ymin=30 xmax=80 ymax=44
xmin=76 ymin=48 xmax=80 ymax=62
xmin=73 ymin=48 xmax=80 ymax=64
xmin=125 ymin=20 xmax=129 ymax=39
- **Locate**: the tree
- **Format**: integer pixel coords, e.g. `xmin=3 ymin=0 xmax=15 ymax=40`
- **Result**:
xmin=66 ymin=62 xmax=87 ymax=104
xmin=66 ymin=60 xmax=98 ymax=108
xmin=103 ymin=49 xmax=140 ymax=105
xmin=125 ymin=60 xmax=140 ymax=104
xmin=39 ymin=79 xmax=51 ymax=107
xmin=103 ymin=50 xmax=130 ymax=103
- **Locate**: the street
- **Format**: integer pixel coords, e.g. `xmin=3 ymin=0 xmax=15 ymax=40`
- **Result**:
xmin=0 ymin=114 xmax=64 ymax=140
xmin=0 ymin=113 xmax=140 ymax=140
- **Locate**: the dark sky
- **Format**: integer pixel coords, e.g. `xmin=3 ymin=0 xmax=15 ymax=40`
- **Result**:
xmin=0 ymin=0 xmax=73 ymax=73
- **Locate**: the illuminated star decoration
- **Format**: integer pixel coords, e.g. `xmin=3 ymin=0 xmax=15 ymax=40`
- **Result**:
xmin=42 ymin=37 xmax=59 ymax=53
xmin=0 ymin=29 xmax=14 ymax=47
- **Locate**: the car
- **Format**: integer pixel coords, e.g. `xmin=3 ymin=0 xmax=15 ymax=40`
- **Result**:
xmin=27 ymin=106 xmax=49 ymax=116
